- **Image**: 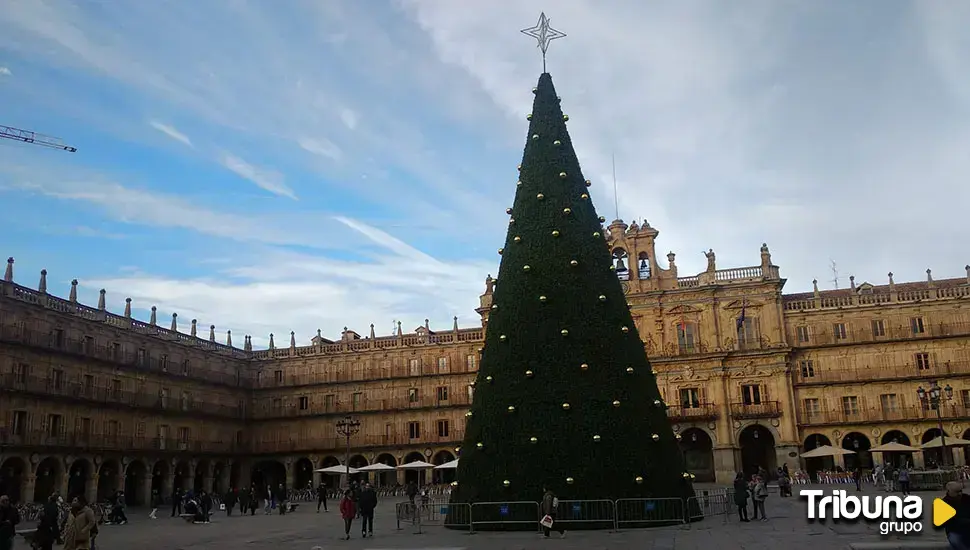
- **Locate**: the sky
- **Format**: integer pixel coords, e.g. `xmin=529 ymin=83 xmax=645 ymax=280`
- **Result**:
xmin=1 ymin=1 xmax=968 ymax=349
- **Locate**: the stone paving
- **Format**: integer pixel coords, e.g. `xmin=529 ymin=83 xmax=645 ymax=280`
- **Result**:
xmin=26 ymin=486 xmax=954 ymax=550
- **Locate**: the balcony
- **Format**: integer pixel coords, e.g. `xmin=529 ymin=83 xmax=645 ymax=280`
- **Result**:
xmin=0 ymin=323 xmax=249 ymax=388
xmin=793 ymin=361 xmax=966 ymax=386
xmin=252 ymin=364 xmax=479 ymax=389
xmin=796 ymin=404 xmax=970 ymax=427
xmin=249 ymin=429 xmax=465 ymax=454
xmin=730 ymin=401 xmax=782 ymax=419
xmin=0 ymin=429 xmax=238 ymax=454
xmin=790 ymin=321 xmax=970 ymax=348
xmin=252 ymin=392 xmax=472 ymax=420
xmin=666 ymin=403 xmax=719 ymax=422
xmin=0 ymin=374 xmax=246 ymax=419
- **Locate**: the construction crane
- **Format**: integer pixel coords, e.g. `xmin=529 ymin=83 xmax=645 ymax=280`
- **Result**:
xmin=0 ymin=124 xmax=77 ymax=152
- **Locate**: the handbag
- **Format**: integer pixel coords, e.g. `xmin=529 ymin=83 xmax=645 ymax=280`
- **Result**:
xmin=540 ymin=515 xmax=554 ymax=528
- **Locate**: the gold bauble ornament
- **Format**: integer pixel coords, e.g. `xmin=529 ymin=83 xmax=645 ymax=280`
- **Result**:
xmin=554 ymin=140 xmax=561 ymax=146
xmin=517 ymin=164 xmax=522 ymax=171
xmin=527 ymin=113 xmax=532 ymax=120
xmin=509 ymin=218 xmax=515 ymax=225
xmin=563 ymin=208 xmax=572 ymax=215
xmin=650 ymin=368 xmax=657 ymax=375
xmin=682 ymin=472 xmax=691 ymax=479
xmin=690 ymin=473 xmax=696 ymax=480
xmin=626 ymin=367 xmax=635 ymax=374
xmin=621 ymin=326 xmax=630 ymax=333
xmin=523 ymin=265 xmax=531 ymax=272
xmin=598 ymin=216 xmax=606 ymax=222
xmin=536 ymin=193 xmax=545 ymax=200
xmin=652 ymin=433 xmax=660 ymax=441
xmin=609 ymin=264 xmax=616 ymax=271
xmin=506 ymin=207 xmax=513 ymax=214
xmin=559 ymin=171 xmax=567 ymax=178
xmin=516 ymin=180 xmax=523 ymax=187
xmin=499 ymin=335 xmax=507 ymax=342
xmin=561 ymin=329 xmax=569 ymax=336
xmin=530 ymin=436 xmax=538 ymax=443
xmin=551 ymin=230 xmax=560 ymax=237
xmin=503 ymin=479 xmax=511 ymax=487
xmin=507 ymin=405 xmax=516 ymax=413
xmin=580 ymin=363 xmax=589 ymax=371
xmin=569 ymin=259 xmax=578 ymax=267
xmin=476 ymin=442 xmax=484 ymax=449
xmin=635 ymin=476 xmax=644 ymax=484
xmin=451 ymin=481 xmax=459 ymax=487
xmin=566 ymin=477 xmax=574 ymax=484
xmin=491 ymin=304 xmax=498 ymax=310
xmin=593 ymin=435 xmax=601 ymax=442
xmin=525 ymin=370 xmax=534 ymax=377
xmin=580 ymin=193 xmax=588 ymax=200
xmin=613 ymin=400 xmax=621 ymax=407
xmin=654 ymin=399 xmax=665 ymax=407
xmin=562 ymin=402 xmax=571 ymax=410
xmin=455 ymin=446 xmax=461 ymax=453
xmin=532 ymin=134 xmax=539 ymax=140
xmin=593 ymin=231 xmax=601 ymax=238
xmin=532 ymin=87 xmax=538 ymax=93
xmin=598 ymin=295 xmax=606 ymax=302
xmin=675 ymin=433 xmax=682 ymax=441
xmin=513 ymin=236 xmax=521 ymax=243
xmin=465 ymin=411 xmax=473 ymax=417
xmin=538 ymin=295 xmax=547 ymax=303
xmin=470 ymin=381 xmax=477 ymax=387
xmin=486 ymin=375 xmax=493 ymax=383
xmin=585 ymin=179 xmax=592 ymax=187
xmin=563 ymin=114 xmax=569 ymax=121
xmin=497 ymin=248 xmax=503 ymax=255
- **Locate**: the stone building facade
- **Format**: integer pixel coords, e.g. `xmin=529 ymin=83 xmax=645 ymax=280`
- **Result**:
xmin=1 ymin=221 xmax=969 ymax=503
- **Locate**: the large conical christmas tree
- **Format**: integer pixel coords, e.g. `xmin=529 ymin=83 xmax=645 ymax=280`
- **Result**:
xmin=451 ymin=72 xmax=696 ymax=520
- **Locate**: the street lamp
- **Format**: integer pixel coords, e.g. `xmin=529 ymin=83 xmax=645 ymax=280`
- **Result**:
xmin=917 ymin=380 xmax=954 ymax=467
xmin=335 ymin=415 xmax=361 ymax=485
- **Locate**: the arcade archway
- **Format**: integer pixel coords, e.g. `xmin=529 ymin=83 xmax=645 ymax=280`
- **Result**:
xmin=802 ymin=434 xmax=834 ymax=476
xmin=432 ymin=450 xmax=456 ymax=484
xmin=97 ymin=459 xmax=121 ymax=502
xmin=402 ymin=452 xmax=425 ymax=485
xmin=739 ymin=424 xmax=776 ymax=477
xmin=34 ymin=457 xmax=63 ymax=503
xmin=230 ymin=462 xmax=242 ymax=490
xmin=0 ymin=457 xmax=26 ymax=503
xmin=251 ymin=460 xmax=286 ymax=498
xmin=881 ymin=431 xmax=914 ymax=468
xmin=293 ymin=458 xmax=314 ymax=489
xmin=173 ymin=460 xmax=191 ymax=492
xmin=349 ymin=455 xmax=368 ymax=483
xmin=211 ymin=462 xmax=227 ymax=495
xmin=319 ymin=456 xmax=341 ymax=488
xmin=124 ymin=460 xmax=148 ymax=506
xmin=679 ymin=428 xmax=715 ymax=482
xmin=373 ymin=454 xmax=397 ymax=486
xmin=151 ymin=460 xmax=169 ymax=498
xmin=194 ymin=460 xmax=210 ymax=494
xmin=841 ymin=432 xmax=872 ymax=471
xmin=68 ymin=459 xmax=91 ymax=501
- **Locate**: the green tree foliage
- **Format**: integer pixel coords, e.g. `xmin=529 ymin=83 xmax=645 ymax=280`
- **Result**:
xmin=451 ymin=73 xmax=696 ymax=517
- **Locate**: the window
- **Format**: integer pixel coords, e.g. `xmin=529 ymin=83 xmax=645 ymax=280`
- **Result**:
xmin=83 ymin=336 xmax=94 ymax=354
xmin=182 ymin=360 xmax=191 ymax=376
xmin=160 ymin=388 xmax=170 ymax=408
xmin=83 ymin=375 xmax=94 ymax=394
xmin=408 ymin=421 xmax=420 ymax=439
xmin=911 ymin=317 xmax=925 ymax=335
xmin=437 ymin=420 xmax=449 ymax=438
xmin=466 ymin=354 xmax=477 ymax=371
xmin=409 ymin=359 xmax=420 ymax=376
xmin=324 ymin=394 xmax=335 ymax=409
xmin=272 ymin=398 xmax=282 ymax=410
xmin=14 ymin=363 xmax=28 ymax=383
xmin=77 ymin=417 xmax=91 ymax=436
xmin=738 ymin=318 xmax=759 ymax=346
xmin=111 ymin=343 xmax=121 ymax=361
xmin=104 ymin=419 xmax=118 ymax=437
xmin=963 ymin=389 xmax=970 ymax=409
xmin=841 ymin=396 xmax=860 ymax=416
xmin=111 ymin=379 xmax=121 ymax=398
xmin=879 ymin=394 xmax=899 ymax=412
xmin=52 ymin=329 xmax=64 ymax=348
xmin=803 ymin=398 xmax=820 ymax=418
xmin=916 ymin=353 xmax=931 ymax=370
xmin=384 ymin=423 xmax=393 ymax=441
xmin=741 ymin=384 xmax=762 ymax=405
xmin=436 ymin=386 xmax=449 ymax=402
xmin=871 ymin=320 xmax=886 ymax=337
xmin=177 ymin=427 xmax=190 ymax=442
xmin=181 ymin=391 xmax=192 ymax=411
xmin=408 ymin=388 xmax=419 ymax=403
xmin=352 ymin=392 xmax=362 ymax=410
xmin=679 ymin=388 xmax=700 ymax=408
xmin=137 ymin=348 xmax=147 ymax=367
xmin=46 ymin=414 xmax=62 ymax=437
xmin=274 ymin=370 xmax=283 ymax=383
xmin=299 ymin=396 xmax=309 ymax=410
xmin=833 ymin=323 xmax=847 ymax=341
xmin=136 ymin=422 xmax=146 ymax=438
xmin=437 ymin=357 xmax=449 ymax=373
xmin=160 ymin=354 xmax=168 ymax=371
xmin=467 ymin=385 xmax=475 ymax=401
xmin=676 ymin=323 xmax=696 ymax=354
xmin=796 ymin=326 xmax=810 ymax=343
xmin=799 ymin=360 xmax=815 ymax=378
xmin=50 ymin=368 xmax=64 ymax=390
xmin=12 ymin=410 xmax=27 ymax=436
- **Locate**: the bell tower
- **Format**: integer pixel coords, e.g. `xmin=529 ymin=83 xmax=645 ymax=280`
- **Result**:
xmin=607 ymin=219 xmax=677 ymax=292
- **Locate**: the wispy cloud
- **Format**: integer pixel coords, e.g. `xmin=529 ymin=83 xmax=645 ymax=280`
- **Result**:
xmin=220 ymin=154 xmax=297 ymax=200
xmin=340 ymin=108 xmax=358 ymax=130
xmin=148 ymin=120 xmax=192 ymax=147
xmin=74 ymin=225 xmax=126 ymax=240
xmin=298 ymin=137 xmax=342 ymax=161
xmin=0 ymin=67 xmax=11 ymax=76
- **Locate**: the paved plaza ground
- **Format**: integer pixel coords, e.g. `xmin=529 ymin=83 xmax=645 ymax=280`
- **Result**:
xmin=25 ymin=485 xmax=953 ymax=549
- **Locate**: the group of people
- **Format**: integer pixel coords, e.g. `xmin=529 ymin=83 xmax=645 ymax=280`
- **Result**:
xmin=0 ymin=492 xmax=98 ymax=550
xmin=733 ymin=467 xmax=772 ymax=522
xmin=336 ymin=480 xmax=379 ymax=540
xmin=167 ymin=488 xmax=215 ymax=523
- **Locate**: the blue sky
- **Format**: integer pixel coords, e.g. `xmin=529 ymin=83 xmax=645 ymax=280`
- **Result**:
xmin=1 ymin=1 xmax=968 ymax=348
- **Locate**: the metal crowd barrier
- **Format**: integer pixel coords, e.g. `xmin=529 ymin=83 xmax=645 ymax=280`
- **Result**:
xmin=614 ymin=497 xmax=686 ymax=530
xmin=470 ymin=501 xmax=541 ymax=531
xmin=555 ymin=499 xmax=617 ymax=531
xmin=685 ymin=493 xmax=733 ymax=528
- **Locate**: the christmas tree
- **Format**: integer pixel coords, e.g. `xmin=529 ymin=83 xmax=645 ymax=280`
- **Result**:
xmin=449 ymin=71 xmax=697 ymax=526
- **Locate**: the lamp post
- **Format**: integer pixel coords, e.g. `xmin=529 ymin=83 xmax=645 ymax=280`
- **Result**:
xmin=335 ymin=415 xmax=361 ymax=487
xmin=917 ymin=380 xmax=954 ymax=467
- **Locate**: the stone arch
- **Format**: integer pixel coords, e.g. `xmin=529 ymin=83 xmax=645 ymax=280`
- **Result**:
xmin=211 ymin=462 xmax=227 ymax=495
xmin=251 ymin=460 xmax=286 ymax=499
xmin=230 ymin=461 xmax=242 ymax=490
xmin=637 ymin=251 xmax=651 ymax=279
xmin=0 ymin=456 xmax=26 ymax=503
xmin=124 ymin=460 xmax=148 ymax=506
xmin=68 ymin=458 xmax=92 ymax=501
xmin=881 ymin=430 xmax=914 ymax=468
xmin=318 ymin=456 xmax=341 ymax=487
xmin=402 ymin=451 xmax=425 ymax=485
xmin=151 ymin=460 xmax=169 ymax=498
xmin=293 ymin=457 xmax=314 ymax=489
xmin=97 ymin=459 xmax=122 ymax=502
xmin=173 ymin=460 xmax=191 ymax=492
xmin=841 ymin=432 xmax=872 ymax=471
xmin=34 ymin=456 xmax=64 ymax=503
xmin=738 ymin=423 xmax=776 ymax=477
xmin=373 ymin=453 xmax=397 ymax=487
xmin=194 ymin=459 xmax=211 ymax=494
xmin=612 ymin=247 xmax=630 ymax=279
xmin=348 ymin=455 xmax=368 ymax=483
xmin=680 ymin=428 xmax=715 ymax=482
xmin=922 ymin=428 xmax=949 ymax=467
xmin=802 ymin=434 xmax=834 ymax=476
xmin=431 ymin=450 xmax=456 ymax=484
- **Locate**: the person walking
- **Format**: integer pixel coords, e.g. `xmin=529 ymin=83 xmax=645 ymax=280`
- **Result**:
xmin=316 ymin=482 xmax=328 ymax=513
xmin=733 ymin=472 xmax=750 ymax=522
xmin=0 ymin=494 xmax=21 ymax=550
xmin=170 ymin=487 xmax=183 ymax=517
xmin=358 ymin=483 xmax=377 ymax=538
xmin=339 ymin=490 xmax=357 ymax=540
xmin=898 ymin=467 xmax=911 ymax=496
xmin=35 ymin=492 xmax=61 ymax=550
xmin=753 ymin=475 xmax=769 ymax=521
xmin=61 ymin=495 xmax=96 ymax=550
xmin=149 ymin=489 xmax=160 ymax=519
xmin=406 ymin=481 xmax=418 ymax=505
xmin=540 ymin=487 xmax=566 ymax=538
xmin=224 ymin=488 xmax=237 ymax=516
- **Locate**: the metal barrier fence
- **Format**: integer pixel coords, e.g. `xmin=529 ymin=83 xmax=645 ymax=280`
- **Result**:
xmin=685 ymin=493 xmax=734 ymax=528
xmin=614 ymin=497 xmax=686 ymax=530
xmin=395 ymin=501 xmax=473 ymax=534
xmin=470 ymin=501 xmax=541 ymax=531
xmin=555 ymin=499 xmax=616 ymax=531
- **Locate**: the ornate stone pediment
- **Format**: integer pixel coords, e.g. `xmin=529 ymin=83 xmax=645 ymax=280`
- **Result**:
xmin=667 ymin=304 xmax=701 ymax=314
xmin=723 ymin=299 xmax=764 ymax=310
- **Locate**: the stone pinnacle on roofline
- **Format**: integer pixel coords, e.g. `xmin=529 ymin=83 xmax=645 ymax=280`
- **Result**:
xmin=3 ymin=258 xmax=12 ymax=282
xmin=97 ymin=289 xmax=106 ymax=311
xmin=38 ymin=269 xmax=47 ymax=294
xmin=124 ymin=298 xmax=131 ymax=318
xmin=70 ymin=280 xmax=78 ymax=303
xmin=171 ymin=312 xmax=178 ymax=332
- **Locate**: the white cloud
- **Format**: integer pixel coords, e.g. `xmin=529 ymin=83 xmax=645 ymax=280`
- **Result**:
xmin=0 ymin=67 xmax=10 ymax=76
xmin=220 ymin=154 xmax=298 ymax=200
xmin=298 ymin=137 xmax=342 ymax=160
xmin=340 ymin=107 xmax=358 ymax=130
xmin=148 ymin=120 xmax=192 ymax=147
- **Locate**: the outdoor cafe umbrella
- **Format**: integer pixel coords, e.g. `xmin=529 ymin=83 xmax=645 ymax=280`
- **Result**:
xmin=869 ymin=441 xmax=921 ymax=453
xmin=433 ymin=459 xmax=459 ymax=470
xmin=397 ymin=460 xmax=436 ymax=470
xmin=355 ymin=463 xmax=397 ymax=472
xmin=920 ymin=436 xmax=970 ymax=449
xmin=314 ymin=464 xmax=360 ymax=475
xmin=801 ymin=445 xmax=857 ymax=458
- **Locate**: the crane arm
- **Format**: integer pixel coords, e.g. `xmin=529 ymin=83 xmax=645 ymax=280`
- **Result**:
xmin=0 ymin=125 xmax=77 ymax=152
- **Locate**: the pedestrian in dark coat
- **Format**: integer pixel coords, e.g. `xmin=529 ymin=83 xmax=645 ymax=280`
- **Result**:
xmin=733 ymin=472 xmax=750 ymax=522
xmin=224 ymin=489 xmax=237 ymax=516
xmin=170 ymin=488 xmax=182 ymax=517
xmin=358 ymin=483 xmax=377 ymax=538
xmin=35 ymin=493 xmax=61 ymax=550
xmin=540 ymin=487 xmax=565 ymax=538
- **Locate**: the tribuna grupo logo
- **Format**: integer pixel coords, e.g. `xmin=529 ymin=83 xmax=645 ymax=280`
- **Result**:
xmin=800 ymin=489 xmax=923 ymax=535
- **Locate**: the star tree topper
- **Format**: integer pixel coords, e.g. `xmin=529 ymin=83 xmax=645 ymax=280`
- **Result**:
xmin=521 ymin=12 xmax=566 ymax=72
